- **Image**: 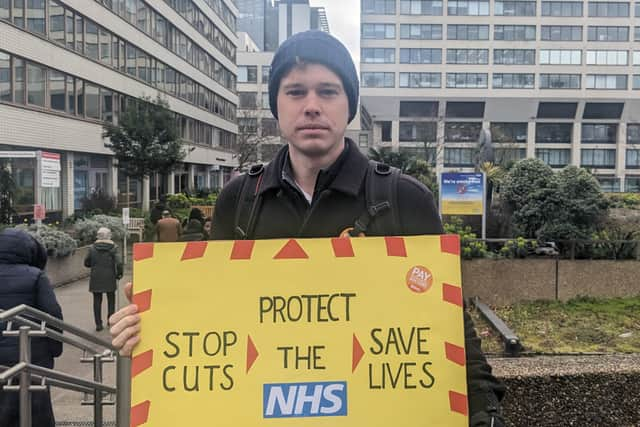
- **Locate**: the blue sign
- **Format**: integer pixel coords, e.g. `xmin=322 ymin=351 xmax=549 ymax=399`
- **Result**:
xmin=263 ymin=381 xmax=348 ymax=418
xmin=440 ymin=173 xmax=485 ymax=215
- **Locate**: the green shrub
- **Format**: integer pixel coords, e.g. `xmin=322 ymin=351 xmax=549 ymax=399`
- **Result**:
xmin=16 ymin=224 xmax=77 ymax=258
xmin=73 ymin=215 xmax=128 ymax=246
xmin=443 ymin=217 xmax=488 ymax=259
xmin=607 ymin=193 xmax=640 ymax=209
xmin=166 ymin=193 xmax=191 ymax=210
xmin=500 ymin=237 xmax=535 ymax=258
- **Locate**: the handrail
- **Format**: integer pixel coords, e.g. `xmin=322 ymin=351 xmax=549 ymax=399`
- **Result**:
xmin=1 ymin=305 xmax=119 ymax=427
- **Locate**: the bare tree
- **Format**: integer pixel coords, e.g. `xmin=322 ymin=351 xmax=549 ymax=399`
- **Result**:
xmin=234 ymin=111 xmax=274 ymax=172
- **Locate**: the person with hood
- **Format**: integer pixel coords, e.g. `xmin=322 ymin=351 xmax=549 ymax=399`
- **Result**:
xmin=180 ymin=219 xmax=205 ymax=242
xmin=84 ymin=227 xmax=122 ymax=331
xmin=0 ymin=228 xmax=63 ymax=427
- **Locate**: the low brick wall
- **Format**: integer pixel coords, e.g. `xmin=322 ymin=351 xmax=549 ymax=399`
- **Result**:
xmin=462 ymin=259 xmax=640 ymax=306
xmin=46 ymin=246 xmax=90 ymax=287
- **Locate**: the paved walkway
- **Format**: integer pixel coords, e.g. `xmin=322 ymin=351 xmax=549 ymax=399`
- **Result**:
xmin=50 ymin=260 xmax=132 ymax=425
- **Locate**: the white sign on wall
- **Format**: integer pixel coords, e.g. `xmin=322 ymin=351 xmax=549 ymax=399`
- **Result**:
xmin=41 ymin=152 xmax=61 ymax=188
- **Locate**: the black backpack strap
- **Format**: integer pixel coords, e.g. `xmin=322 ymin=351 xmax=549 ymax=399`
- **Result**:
xmin=349 ymin=161 xmax=401 ymax=237
xmin=233 ymin=164 xmax=265 ymax=239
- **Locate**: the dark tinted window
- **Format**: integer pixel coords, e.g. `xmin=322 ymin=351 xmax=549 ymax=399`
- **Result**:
xmin=400 ymin=101 xmax=438 ymax=117
xmin=446 ymin=102 xmax=485 ymax=118
xmin=582 ymin=102 xmax=624 ymax=119
xmin=537 ymin=102 xmax=577 ymax=118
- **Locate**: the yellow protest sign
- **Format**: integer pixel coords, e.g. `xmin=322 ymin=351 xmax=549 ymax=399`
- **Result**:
xmin=130 ymin=235 xmax=467 ymax=426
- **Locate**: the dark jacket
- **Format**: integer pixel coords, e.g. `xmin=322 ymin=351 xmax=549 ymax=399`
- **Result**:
xmin=84 ymin=240 xmax=122 ymax=293
xmin=180 ymin=219 xmax=205 ymax=242
xmin=0 ymin=228 xmax=63 ymax=427
xmin=213 ymin=140 xmax=505 ymax=426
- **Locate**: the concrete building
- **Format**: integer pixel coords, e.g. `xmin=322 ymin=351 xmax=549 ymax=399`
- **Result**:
xmin=0 ymin=0 xmax=239 ymax=219
xmin=360 ymin=0 xmax=640 ymax=192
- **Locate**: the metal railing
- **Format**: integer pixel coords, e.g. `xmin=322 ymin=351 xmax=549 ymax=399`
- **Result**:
xmin=0 ymin=304 xmax=127 ymax=427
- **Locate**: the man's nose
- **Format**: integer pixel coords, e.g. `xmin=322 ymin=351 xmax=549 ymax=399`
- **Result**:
xmin=303 ymin=92 xmax=321 ymax=116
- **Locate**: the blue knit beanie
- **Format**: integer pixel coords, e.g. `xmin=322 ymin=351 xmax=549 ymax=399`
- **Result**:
xmin=268 ymin=30 xmax=359 ymax=124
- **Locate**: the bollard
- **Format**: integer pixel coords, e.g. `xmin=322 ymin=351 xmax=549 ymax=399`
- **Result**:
xmin=18 ymin=326 xmax=32 ymax=427
xmin=116 ymin=355 xmax=131 ymax=427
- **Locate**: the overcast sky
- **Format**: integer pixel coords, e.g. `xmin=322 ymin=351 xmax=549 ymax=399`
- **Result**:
xmin=309 ymin=0 xmax=361 ymax=66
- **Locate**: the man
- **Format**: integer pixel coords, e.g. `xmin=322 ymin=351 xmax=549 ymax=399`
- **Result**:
xmin=110 ymin=31 xmax=505 ymax=426
xmin=155 ymin=210 xmax=181 ymax=242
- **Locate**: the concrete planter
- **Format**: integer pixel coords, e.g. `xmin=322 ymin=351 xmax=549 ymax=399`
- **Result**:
xmin=462 ymin=258 xmax=640 ymax=306
xmin=46 ymin=245 xmax=91 ymax=287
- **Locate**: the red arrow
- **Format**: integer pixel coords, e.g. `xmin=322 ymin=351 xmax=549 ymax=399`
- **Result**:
xmin=352 ymin=334 xmax=365 ymax=372
xmin=246 ymin=335 xmax=259 ymax=373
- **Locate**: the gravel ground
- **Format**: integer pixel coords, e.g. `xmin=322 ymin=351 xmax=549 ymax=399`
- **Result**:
xmin=489 ymin=354 xmax=640 ymax=426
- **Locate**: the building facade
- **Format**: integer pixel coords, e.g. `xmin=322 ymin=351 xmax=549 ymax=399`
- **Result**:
xmin=0 ymin=0 xmax=239 ymax=218
xmin=360 ymin=0 xmax=640 ymax=192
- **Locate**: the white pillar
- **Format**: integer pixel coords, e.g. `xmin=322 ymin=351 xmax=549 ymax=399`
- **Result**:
xmin=616 ymin=123 xmax=626 ymax=191
xmin=62 ymin=152 xmax=74 ymax=217
xmin=205 ymin=166 xmax=212 ymax=189
xmin=109 ymin=157 xmax=118 ymax=199
xmin=526 ymin=121 xmax=536 ymax=159
xmin=188 ymin=164 xmax=196 ymax=191
xmin=142 ymin=176 xmax=150 ymax=212
xmin=571 ymin=122 xmax=581 ymax=166
xmin=168 ymin=171 xmax=175 ymax=194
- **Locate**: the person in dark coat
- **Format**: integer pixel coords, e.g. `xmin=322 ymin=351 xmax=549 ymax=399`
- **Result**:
xmin=110 ymin=31 xmax=505 ymax=426
xmin=179 ymin=219 xmax=205 ymax=242
xmin=84 ymin=227 xmax=122 ymax=331
xmin=149 ymin=196 xmax=167 ymax=226
xmin=0 ymin=228 xmax=63 ymax=427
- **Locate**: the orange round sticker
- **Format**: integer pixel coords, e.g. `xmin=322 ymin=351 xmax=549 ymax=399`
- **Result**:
xmin=406 ymin=266 xmax=433 ymax=293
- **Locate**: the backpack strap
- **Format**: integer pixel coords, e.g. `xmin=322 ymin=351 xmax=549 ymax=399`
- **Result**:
xmin=233 ymin=164 xmax=265 ymax=240
xmin=349 ymin=161 xmax=401 ymax=237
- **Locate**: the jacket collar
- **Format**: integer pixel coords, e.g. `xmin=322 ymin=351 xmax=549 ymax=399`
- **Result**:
xmin=258 ymin=138 xmax=369 ymax=198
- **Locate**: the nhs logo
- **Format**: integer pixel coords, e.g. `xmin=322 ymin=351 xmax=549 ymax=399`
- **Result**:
xmin=263 ymin=381 xmax=347 ymax=418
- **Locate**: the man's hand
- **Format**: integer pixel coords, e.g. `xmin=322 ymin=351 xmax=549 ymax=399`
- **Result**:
xmin=109 ymin=282 xmax=141 ymax=356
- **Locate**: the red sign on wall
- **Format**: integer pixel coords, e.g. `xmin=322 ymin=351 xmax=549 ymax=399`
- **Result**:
xmin=33 ymin=204 xmax=45 ymax=220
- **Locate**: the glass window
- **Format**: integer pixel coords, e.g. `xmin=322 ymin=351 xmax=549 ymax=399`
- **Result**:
xmin=0 ymin=52 xmax=10 ymax=102
xmin=381 ymin=121 xmax=392 ymax=142
xmin=634 ymin=52 xmax=640 ymax=65
xmin=399 ymin=72 xmax=441 ymax=88
xmin=26 ymin=0 xmax=45 ymax=34
xmin=400 ymin=48 xmax=442 ymax=64
xmin=581 ymin=149 xmax=616 ymax=168
xmin=400 ymin=101 xmax=439 ymax=117
xmin=238 ymin=65 xmax=257 ymax=83
xmin=581 ymin=124 xmax=617 ymax=143
xmin=399 ymin=122 xmax=437 ymax=142
xmin=261 ymin=118 xmax=279 ymax=137
xmin=539 ymin=50 xmax=582 ymax=65
xmin=238 ymin=91 xmax=257 ymax=108
xmin=626 ymin=176 xmax=640 ymax=192
xmin=84 ymin=83 xmax=99 ymax=119
xmin=588 ymin=2 xmax=629 ymax=17
xmin=125 ymin=44 xmax=136 ymax=76
xmin=540 ymin=74 xmax=581 ymax=89
xmin=361 ymin=72 xmax=395 ymax=87
xmin=626 ymin=150 xmax=640 ymax=168
xmin=446 ymin=102 xmax=485 ymax=118
xmin=137 ymin=49 xmax=149 ymax=83
xmin=447 ymin=24 xmax=489 ymax=40
xmin=493 ymin=73 xmax=535 ymax=89
xmin=48 ymin=0 xmax=65 ymax=45
xmin=586 ymin=74 xmax=628 ymax=89
xmin=66 ymin=75 xmax=74 ymax=114
xmin=444 ymin=148 xmax=475 ymax=166
xmin=65 ymin=9 xmax=74 ymax=50
xmin=75 ymin=15 xmax=84 ymax=53
xmin=400 ymin=24 xmax=442 ymax=39
xmin=400 ymin=0 xmax=443 ymax=14
xmin=13 ymin=58 xmax=25 ymax=104
xmin=494 ymin=49 xmax=536 ymax=65
xmin=445 ymin=122 xmax=482 ymax=142
xmin=48 ymin=70 xmax=65 ymax=111
xmin=629 ymin=124 xmax=640 ymax=143
xmin=586 ymin=50 xmax=628 ymax=65
xmin=494 ymin=25 xmax=536 ymax=41
xmin=0 ymin=0 xmax=9 ymax=20
xmin=536 ymin=149 xmax=571 ymax=167
xmin=362 ymin=23 xmax=396 ymax=39
xmin=491 ymin=123 xmax=528 ymax=143
xmin=362 ymin=0 xmax=396 ymax=14
xmin=100 ymin=28 xmax=112 ymax=66
xmin=447 ymin=0 xmax=489 ymax=15
xmin=85 ymin=20 xmax=99 ymax=60
xmin=26 ymin=62 xmax=45 ymax=107
xmin=588 ymin=26 xmax=629 ymax=41
xmin=634 ymin=75 xmax=640 ymax=89
xmin=261 ymin=92 xmax=269 ymax=109
xmin=541 ymin=25 xmax=582 ymax=41
xmin=536 ymin=123 xmax=572 ymax=143
xmin=12 ymin=0 xmax=24 ymax=27
xmin=537 ymin=102 xmax=578 ymax=118
xmin=583 ymin=102 xmax=624 ymax=119
xmin=75 ymin=79 xmax=84 ymax=116
xmin=359 ymin=134 xmax=369 ymax=148
xmin=361 ymin=48 xmax=396 ymax=63
xmin=446 ymin=73 xmax=488 ymax=88
xmin=446 ymin=49 xmax=488 ymax=64
xmin=261 ymin=65 xmax=270 ymax=83
xmin=495 ymin=1 xmax=536 ymax=15
xmin=101 ymin=88 xmax=113 ymax=122
xmin=542 ymin=1 xmax=583 ymax=16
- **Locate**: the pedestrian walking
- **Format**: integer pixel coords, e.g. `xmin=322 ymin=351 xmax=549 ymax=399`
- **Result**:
xmin=155 ymin=210 xmax=182 ymax=242
xmin=0 ymin=228 xmax=63 ymax=427
xmin=84 ymin=227 xmax=122 ymax=331
xmin=180 ymin=219 xmax=205 ymax=242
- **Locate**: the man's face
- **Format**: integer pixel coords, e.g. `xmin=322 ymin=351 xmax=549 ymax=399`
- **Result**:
xmin=276 ymin=63 xmax=349 ymax=159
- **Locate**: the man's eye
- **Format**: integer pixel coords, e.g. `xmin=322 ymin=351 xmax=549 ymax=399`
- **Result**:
xmin=319 ymin=89 xmax=338 ymax=96
xmin=287 ymin=90 xmax=305 ymax=96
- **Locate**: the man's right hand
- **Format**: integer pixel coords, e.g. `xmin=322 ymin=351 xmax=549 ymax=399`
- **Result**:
xmin=109 ymin=282 xmax=141 ymax=356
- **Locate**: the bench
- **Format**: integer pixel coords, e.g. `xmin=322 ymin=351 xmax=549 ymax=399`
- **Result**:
xmin=127 ymin=217 xmax=145 ymax=242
